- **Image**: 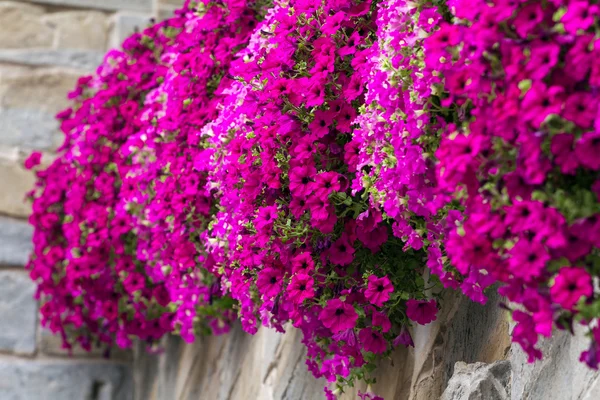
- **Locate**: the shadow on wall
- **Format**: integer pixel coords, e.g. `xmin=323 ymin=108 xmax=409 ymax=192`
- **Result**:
xmin=133 ymin=290 xmax=511 ymax=400
xmin=133 ymin=289 xmax=600 ymax=400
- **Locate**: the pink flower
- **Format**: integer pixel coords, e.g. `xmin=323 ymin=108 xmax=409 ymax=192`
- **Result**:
xmin=256 ymin=268 xmax=283 ymax=299
xmin=24 ymin=152 xmax=42 ymax=170
xmin=314 ymin=172 xmax=341 ymax=200
xmin=289 ymin=164 xmax=317 ymax=197
xmin=358 ymin=327 xmax=387 ymax=354
xmin=550 ymin=267 xmax=593 ymax=310
xmin=372 ymin=311 xmax=391 ymax=333
xmin=393 ymin=326 xmax=414 ymax=348
xmin=287 ymin=273 xmax=315 ymax=305
xmin=291 ymin=252 xmax=315 ymax=274
xmin=319 ymin=298 xmax=358 ymax=333
xmin=309 ymin=110 xmax=334 ymax=139
xmin=406 ymin=299 xmax=438 ymax=325
xmin=123 ymin=272 xmax=145 ymax=294
xmin=562 ymin=1 xmax=599 ymax=35
xmin=328 ymin=235 xmax=355 ymax=266
xmin=254 ymin=206 xmax=278 ymax=232
xmin=364 ymin=275 xmax=393 ymax=307
xmin=576 ymin=132 xmax=600 ymax=170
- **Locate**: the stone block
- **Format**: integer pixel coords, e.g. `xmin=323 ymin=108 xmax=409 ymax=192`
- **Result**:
xmin=0 ymin=156 xmax=35 ymax=217
xmin=43 ymin=11 xmax=109 ymax=51
xmin=109 ymin=12 xmax=153 ymax=49
xmin=0 ymin=359 xmax=132 ymax=400
xmin=0 ymin=66 xmax=79 ymax=151
xmin=160 ymin=0 xmax=183 ymax=6
xmin=0 ymin=270 xmax=37 ymax=355
xmin=21 ymin=0 xmax=154 ymax=12
xmin=511 ymin=326 xmax=600 ymax=400
xmin=0 ymin=2 xmax=54 ymax=50
xmin=441 ymin=361 xmax=511 ymax=400
xmin=0 ymin=216 xmax=33 ymax=267
xmin=0 ymin=108 xmax=62 ymax=151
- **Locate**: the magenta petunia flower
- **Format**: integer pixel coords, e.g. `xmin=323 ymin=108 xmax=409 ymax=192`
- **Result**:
xmin=393 ymin=325 xmax=414 ymax=348
xmin=328 ymin=235 xmax=355 ymax=266
xmin=256 ymin=268 xmax=283 ymax=299
xmin=550 ymin=267 xmax=593 ymax=310
xmin=576 ymin=132 xmax=600 ymax=170
xmin=364 ymin=275 xmax=393 ymax=307
xmin=371 ymin=310 xmax=391 ymax=333
xmin=254 ymin=206 xmax=278 ymax=232
xmin=358 ymin=327 xmax=387 ymax=354
xmin=406 ymin=299 xmax=438 ymax=325
xmin=291 ymin=252 xmax=315 ymax=274
xmin=287 ymin=273 xmax=315 ymax=305
xmin=319 ymin=298 xmax=358 ymax=333
xmin=562 ymin=1 xmax=599 ymax=35
xmin=24 ymin=152 xmax=42 ymax=170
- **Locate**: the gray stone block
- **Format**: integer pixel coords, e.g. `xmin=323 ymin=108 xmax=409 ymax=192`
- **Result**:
xmin=0 ymin=49 xmax=104 ymax=71
xmin=109 ymin=13 xmax=153 ymax=49
xmin=0 ymin=216 xmax=33 ymax=267
xmin=441 ymin=361 xmax=511 ymax=400
xmin=510 ymin=326 xmax=600 ymax=400
xmin=22 ymin=0 xmax=154 ymax=12
xmin=0 ymin=359 xmax=133 ymax=400
xmin=0 ymin=271 xmax=37 ymax=355
xmin=0 ymin=2 xmax=54 ymax=50
xmin=0 ymin=108 xmax=61 ymax=151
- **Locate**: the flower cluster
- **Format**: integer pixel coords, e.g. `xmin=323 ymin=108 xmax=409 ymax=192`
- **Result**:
xmin=26 ymin=0 xmax=600 ymax=397
xmin=428 ymin=0 xmax=600 ymax=364
xmin=26 ymin=0 xmax=264 ymax=352
xmin=201 ymin=0 xmax=440 ymax=393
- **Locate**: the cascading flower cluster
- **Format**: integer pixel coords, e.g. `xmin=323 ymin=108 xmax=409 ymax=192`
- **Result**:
xmin=201 ymin=0 xmax=440 ymax=393
xmin=353 ymin=0 xmax=473 ymax=298
xmin=26 ymin=17 xmax=178 ymax=351
xmin=118 ymin=0 xmax=267 ymax=342
xmin=26 ymin=0 xmax=600 ymax=398
xmin=26 ymin=0 xmax=265 ymax=352
xmin=427 ymin=0 xmax=600 ymax=365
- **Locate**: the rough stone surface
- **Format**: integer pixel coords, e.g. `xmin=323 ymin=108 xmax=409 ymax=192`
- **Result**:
xmin=0 ymin=156 xmax=35 ymax=217
xmin=0 ymin=217 xmax=33 ymax=267
xmin=133 ymin=290 xmax=513 ymax=400
xmin=441 ymin=361 xmax=511 ymax=400
xmin=0 ymin=66 xmax=79 ymax=150
xmin=20 ymin=0 xmax=154 ymax=12
xmin=0 ymin=2 xmax=54 ymax=49
xmin=132 ymin=290 xmax=600 ymax=400
xmin=0 ymin=359 xmax=133 ymax=400
xmin=109 ymin=12 xmax=153 ymax=48
xmin=43 ymin=11 xmax=109 ymax=51
xmin=0 ymin=271 xmax=37 ymax=355
xmin=134 ymin=326 xmax=325 ymax=400
xmin=510 ymin=326 xmax=600 ymax=400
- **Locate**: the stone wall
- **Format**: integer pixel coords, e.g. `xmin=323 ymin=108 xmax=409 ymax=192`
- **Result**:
xmin=0 ymin=1 xmax=178 ymax=399
xmin=133 ymin=291 xmax=600 ymax=400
